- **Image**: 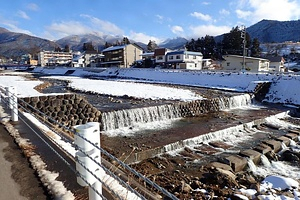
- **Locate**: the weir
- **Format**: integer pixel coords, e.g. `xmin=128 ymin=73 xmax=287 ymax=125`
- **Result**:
xmin=101 ymin=93 xmax=252 ymax=131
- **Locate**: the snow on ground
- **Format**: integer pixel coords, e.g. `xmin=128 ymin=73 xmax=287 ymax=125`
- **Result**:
xmin=45 ymin=76 xmax=204 ymax=101
xmin=0 ymin=75 xmax=43 ymax=97
xmin=32 ymin=67 xmax=300 ymax=105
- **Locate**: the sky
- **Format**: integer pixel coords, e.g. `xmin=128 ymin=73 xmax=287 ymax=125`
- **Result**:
xmin=1 ymin=0 xmax=300 ymax=44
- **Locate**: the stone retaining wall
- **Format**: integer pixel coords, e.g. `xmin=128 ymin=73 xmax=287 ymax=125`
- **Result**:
xmin=19 ymin=93 xmax=251 ymax=132
xmin=19 ymin=94 xmax=101 ymax=129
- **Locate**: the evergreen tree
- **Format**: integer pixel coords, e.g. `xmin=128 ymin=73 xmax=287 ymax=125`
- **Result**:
xmin=104 ymin=42 xmax=112 ymax=48
xmin=186 ymin=35 xmax=217 ymax=58
xmin=147 ymin=40 xmax=158 ymax=52
xmin=64 ymin=45 xmax=70 ymax=52
xmin=250 ymin=38 xmax=261 ymax=57
xmin=122 ymin=37 xmax=130 ymax=45
xmin=185 ymin=38 xmax=196 ymax=51
xmin=221 ymin=26 xmax=250 ymax=55
xmin=83 ymin=42 xmax=95 ymax=51
xmin=54 ymin=46 xmax=62 ymax=52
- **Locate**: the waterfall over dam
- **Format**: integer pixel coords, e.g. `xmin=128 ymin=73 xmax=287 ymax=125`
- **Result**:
xmin=101 ymin=93 xmax=252 ymax=131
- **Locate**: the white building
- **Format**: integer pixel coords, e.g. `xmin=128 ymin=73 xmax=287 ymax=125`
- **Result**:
xmin=165 ymin=50 xmax=203 ymax=70
xmin=38 ymin=51 xmax=73 ymax=66
xmin=222 ymin=55 xmax=270 ymax=72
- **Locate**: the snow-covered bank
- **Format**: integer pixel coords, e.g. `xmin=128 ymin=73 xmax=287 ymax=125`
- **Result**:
xmin=32 ymin=67 xmax=300 ymax=106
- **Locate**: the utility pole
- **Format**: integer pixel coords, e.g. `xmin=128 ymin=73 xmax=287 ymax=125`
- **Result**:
xmin=240 ymin=25 xmax=246 ymax=72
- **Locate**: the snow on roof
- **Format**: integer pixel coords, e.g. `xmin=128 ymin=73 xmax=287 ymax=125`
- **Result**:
xmin=102 ymin=45 xmax=126 ymax=52
xmin=223 ymin=55 xmax=269 ymax=61
xmin=167 ymin=50 xmax=203 ymax=56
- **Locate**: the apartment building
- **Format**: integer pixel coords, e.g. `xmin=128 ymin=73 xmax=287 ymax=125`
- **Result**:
xmin=101 ymin=44 xmax=143 ymax=68
xmin=38 ymin=51 xmax=73 ymax=66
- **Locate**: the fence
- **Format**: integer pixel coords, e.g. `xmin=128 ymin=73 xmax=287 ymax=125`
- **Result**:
xmin=0 ymin=86 xmax=179 ymax=200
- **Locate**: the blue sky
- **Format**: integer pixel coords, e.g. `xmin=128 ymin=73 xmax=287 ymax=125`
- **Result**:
xmin=1 ymin=0 xmax=300 ymax=44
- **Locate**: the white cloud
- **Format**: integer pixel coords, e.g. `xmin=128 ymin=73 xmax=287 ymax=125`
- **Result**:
xmin=190 ymin=12 xmax=212 ymax=22
xmin=235 ymin=9 xmax=252 ymax=19
xmin=189 ymin=25 xmax=231 ymax=38
xmin=46 ymin=21 xmax=92 ymax=39
xmin=156 ymin=14 xmax=163 ymax=20
xmin=171 ymin=25 xmax=184 ymax=35
xmin=80 ymin=14 xmax=123 ymax=35
xmin=0 ymin=17 xmax=32 ymax=35
xmin=27 ymin=3 xmax=39 ymax=11
xmin=45 ymin=15 xmax=124 ymax=40
xmin=155 ymin=14 xmax=172 ymax=24
xmin=236 ymin=0 xmax=300 ymax=23
xmin=17 ymin=10 xmax=30 ymax=20
xmin=202 ymin=2 xmax=211 ymax=5
xmin=128 ymin=31 xmax=162 ymax=44
xmin=219 ymin=9 xmax=230 ymax=16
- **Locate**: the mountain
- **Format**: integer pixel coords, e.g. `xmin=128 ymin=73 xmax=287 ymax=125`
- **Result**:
xmin=159 ymin=37 xmax=188 ymax=49
xmin=215 ymin=19 xmax=300 ymax=44
xmin=246 ymin=19 xmax=300 ymax=43
xmin=0 ymin=28 xmax=58 ymax=58
xmin=55 ymin=33 xmax=125 ymax=51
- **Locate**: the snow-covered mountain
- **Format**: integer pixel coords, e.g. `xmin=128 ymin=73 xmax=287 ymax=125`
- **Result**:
xmin=159 ymin=37 xmax=188 ymax=50
xmin=55 ymin=33 xmax=124 ymax=51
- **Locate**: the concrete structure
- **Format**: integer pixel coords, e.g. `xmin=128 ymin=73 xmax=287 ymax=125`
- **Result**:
xmin=101 ymin=44 xmax=143 ymax=68
xmin=265 ymin=56 xmax=285 ymax=72
xmin=165 ymin=50 xmax=203 ymax=70
xmin=222 ymin=55 xmax=270 ymax=72
xmin=72 ymin=54 xmax=85 ymax=67
xmin=154 ymin=48 xmax=171 ymax=68
xmin=38 ymin=51 xmax=73 ymax=66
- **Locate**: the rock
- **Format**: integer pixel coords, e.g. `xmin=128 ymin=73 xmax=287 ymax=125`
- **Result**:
xmin=222 ymin=155 xmax=248 ymax=172
xmin=239 ymin=149 xmax=261 ymax=164
xmin=216 ymin=168 xmax=236 ymax=182
xmin=262 ymin=139 xmax=282 ymax=153
xmin=280 ymin=150 xmax=300 ymax=163
xmin=209 ymin=162 xmax=233 ymax=171
xmin=175 ymin=181 xmax=192 ymax=193
xmin=190 ymin=180 xmax=202 ymax=189
xmin=285 ymin=133 xmax=299 ymax=141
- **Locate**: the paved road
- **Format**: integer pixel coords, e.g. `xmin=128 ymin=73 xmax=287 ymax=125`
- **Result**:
xmin=0 ymin=123 xmax=49 ymax=200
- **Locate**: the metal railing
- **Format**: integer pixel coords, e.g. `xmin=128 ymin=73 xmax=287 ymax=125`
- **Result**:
xmin=0 ymin=87 xmax=179 ymax=200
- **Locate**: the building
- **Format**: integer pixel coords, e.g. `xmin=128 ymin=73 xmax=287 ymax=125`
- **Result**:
xmin=222 ymin=55 xmax=270 ymax=72
xmin=140 ymin=52 xmax=155 ymax=68
xmin=165 ymin=50 xmax=203 ymax=70
xmin=72 ymin=53 xmax=85 ymax=67
xmin=154 ymin=48 xmax=171 ymax=68
xmin=101 ymin=44 xmax=143 ymax=68
xmin=265 ymin=56 xmax=285 ymax=72
xmin=38 ymin=51 xmax=73 ymax=66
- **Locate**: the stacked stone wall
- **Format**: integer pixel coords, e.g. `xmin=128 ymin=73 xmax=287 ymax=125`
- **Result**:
xmin=19 ymin=94 xmax=101 ymax=129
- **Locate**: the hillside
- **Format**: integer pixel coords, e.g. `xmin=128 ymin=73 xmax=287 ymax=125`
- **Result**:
xmin=215 ymin=19 xmax=300 ymax=44
xmin=247 ymin=19 xmax=300 ymax=43
xmin=0 ymin=28 xmax=58 ymax=58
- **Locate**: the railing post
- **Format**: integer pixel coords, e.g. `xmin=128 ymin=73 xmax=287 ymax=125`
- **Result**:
xmin=6 ymin=86 xmax=18 ymax=121
xmin=6 ymin=86 xmax=13 ymax=109
xmin=74 ymin=122 xmax=102 ymax=200
xmin=10 ymin=87 xmax=18 ymax=122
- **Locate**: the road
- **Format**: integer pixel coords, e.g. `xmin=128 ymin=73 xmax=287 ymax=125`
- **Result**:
xmin=0 ymin=123 xmax=50 ymax=200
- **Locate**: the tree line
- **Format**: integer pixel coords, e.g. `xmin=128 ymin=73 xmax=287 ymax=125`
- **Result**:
xmin=185 ymin=26 xmax=261 ymax=59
